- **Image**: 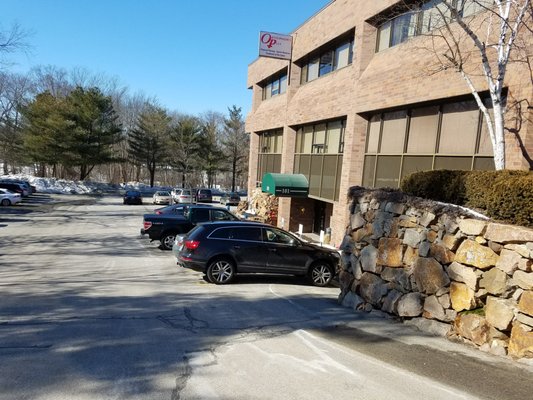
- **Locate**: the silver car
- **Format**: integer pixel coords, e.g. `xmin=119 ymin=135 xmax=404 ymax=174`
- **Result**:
xmin=152 ymin=190 xmax=171 ymax=205
xmin=173 ymin=188 xmax=195 ymax=203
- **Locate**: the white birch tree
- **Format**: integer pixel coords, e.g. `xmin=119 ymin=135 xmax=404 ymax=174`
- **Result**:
xmin=413 ymin=0 xmax=532 ymax=170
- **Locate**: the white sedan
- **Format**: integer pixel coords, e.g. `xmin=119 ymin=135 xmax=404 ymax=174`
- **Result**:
xmin=0 ymin=188 xmax=22 ymax=206
xmin=152 ymin=190 xmax=172 ymax=205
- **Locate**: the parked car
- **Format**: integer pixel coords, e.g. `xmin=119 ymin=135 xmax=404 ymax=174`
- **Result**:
xmin=0 ymin=188 xmax=22 ymax=206
xmin=0 ymin=182 xmax=27 ymax=197
xmin=219 ymin=192 xmax=241 ymax=206
xmin=152 ymin=190 xmax=171 ymax=205
xmin=173 ymin=188 xmax=195 ymax=203
xmin=142 ymin=204 xmax=238 ymax=250
xmin=153 ymin=203 xmax=214 ymax=216
xmin=1 ymin=179 xmax=33 ymax=195
xmin=196 ymin=188 xmax=213 ymax=203
xmin=177 ymin=221 xmax=339 ymax=286
xmin=123 ymin=190 xmax=143 ymax=205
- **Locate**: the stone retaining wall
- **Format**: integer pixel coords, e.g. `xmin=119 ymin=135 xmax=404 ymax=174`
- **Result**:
xmin=338 ymin=187 xmax=533 ymax=359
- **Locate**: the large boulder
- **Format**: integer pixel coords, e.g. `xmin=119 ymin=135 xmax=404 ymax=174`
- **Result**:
xmin=513 ymin=270 xmax=533 ymax=290
xmin=446 ymin=262 xmax=478 ymax=290
xmin=455 ymin=240 xmax=499 ymax=269
xmin=413 ymin=257 xmax=450 ymax=295
xmin=508 ymin=323 xmax=533 ymax=359
xmin=360 ymin=245 xmax=378 ymax=273
xmin=458 ymin=218 xmax=487 ymax=236
xmin=429 ymin=243 xmax=455 ymax=264
xmin=397 ymin=293 xmax=424 ymax=317
xmin=454 ymin=313 xmax=490 ymax=346
xmin=485 ymin=297 xmax=515 ymax=331
xmin=480 ymin=268 xmax=509 ymax=295
xmin=423 ymin=295 xmax=446 ymax=321
xmin=450 ymin=282 xmax=476 ymax=311
xmin=484 ymin=223 xmax=533 ymax=244
xmin=495 ymin=249 xmax=523 ymax=275
xmin=518 ymin=291 xmax=533 ymax=317
xmin=377 ymin=238 xmax=403 ymax=267
xmin=359 ymin=272 xmax=388 ymax=306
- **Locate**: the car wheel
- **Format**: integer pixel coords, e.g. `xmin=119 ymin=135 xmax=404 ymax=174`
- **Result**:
xmin=206 ymin=258 xmax=235 ymax=284
xmin=1 ymin=199 xmax=11 ymax=206
xmin=160 ymin=233 xmax=176 ymax=250
xmin=308 ymin=262 xmax=334 ymax=287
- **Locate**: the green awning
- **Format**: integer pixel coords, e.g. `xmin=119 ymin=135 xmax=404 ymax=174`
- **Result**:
xmin=261 ymin=173 xmax=309 ymax=197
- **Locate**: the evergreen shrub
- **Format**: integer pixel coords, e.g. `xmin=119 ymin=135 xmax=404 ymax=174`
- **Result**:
xmin=400 ymin=169 xmax=533 ymax=227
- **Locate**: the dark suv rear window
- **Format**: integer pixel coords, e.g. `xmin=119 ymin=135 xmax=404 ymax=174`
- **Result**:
xmin=209 ymin=226 xmax=262 ymax=241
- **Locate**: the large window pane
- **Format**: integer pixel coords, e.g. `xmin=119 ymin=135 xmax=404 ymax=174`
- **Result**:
xmin=319 ymin=51 xmax=333 ymax=76
xmin=326 ymin=121 xmax=342 ymax=153
xmin=300 ymin=64 xmax=308 ymax=84
xmin=401 ymin=156 xmax=433 ymax=181
xmin=321 ymin=155 xmax=337 ymax=200
xmin=295 ymin=128 xmax=302 ymax=153
xmin=478 ymin=113 xmax=494 ymax=155
xmin=271 ymin=79 xmax=280 ymax=96
xmin=407 ymin=106 xmax=439 ymax=153
xmin=334 ymin=42 xmax=351 ymax=70
xmin=363 ymin=156 xmax=376 ymax=187
xmin=391 ymin=12 xmax=417 ymax=46
xmin=366 ymin=115 xmax=381 ymax=153
xmin=439 ymin=101 xmax=478 ymax=154
xmin=280 ymin=74 xmax=287 ymax=94
xmin=273 ymin=130 xmax=283 ymax=153
xmin=380 ymin=111 xmax=407 ymax=153
xmin=335 ymin=155 xmax=343 ymax=200
xmin=462 ymin=0 xmax=492 ymax=17
xmin=421 ymin=0 xmax=450 ymax=33
xmin=308 ymin=58 xmax=319 ymax=81
xmin=377 ymin=21 xmax=391 ymax=51
xmin=313 ymin=123 xmax=326 ymax=153
xmin=264 ymin=83 xmax=272 ymax=99
xmin=473 ymin=157 xmax=495 ymax=170
xmin=299 ymin=155 xmax=311 ymax=176
xmin=302 ymin=126 xmax=313 ymax=153
xmin=309 ymin=156 xmax=323 ymax=196
xmin=375 ymin=156 xmax=401 ymax=188
xmin=434 ymin=156 xmax=473 ymax=170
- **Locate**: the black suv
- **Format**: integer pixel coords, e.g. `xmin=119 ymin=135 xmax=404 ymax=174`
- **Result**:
xmin=177 ymin=221 xmax=339 ymax=286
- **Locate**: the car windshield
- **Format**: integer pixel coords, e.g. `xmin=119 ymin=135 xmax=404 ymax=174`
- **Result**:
xmin=126 ymin=191 xmax=140 ymax=196
xmin=157 ymin=191 xmax=170 ymax=196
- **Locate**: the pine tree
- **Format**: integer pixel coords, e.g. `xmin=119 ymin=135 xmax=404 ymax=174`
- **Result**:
xmin=128 ymin=105 xmax=171 ymax=187
xmin=221 ymin=106 xmax=248 ymax=191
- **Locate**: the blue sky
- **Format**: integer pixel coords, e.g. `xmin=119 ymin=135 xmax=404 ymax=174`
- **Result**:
xmin=2 ymin=0 xmax=328 ymax=116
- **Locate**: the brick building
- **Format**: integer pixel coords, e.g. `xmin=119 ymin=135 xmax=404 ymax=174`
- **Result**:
xmin=245 ymin=0 xmax=533 ymax=246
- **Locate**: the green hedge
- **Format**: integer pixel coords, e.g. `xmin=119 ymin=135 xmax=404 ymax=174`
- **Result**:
xmin=400 ymin=170 xmax=533 ymax=227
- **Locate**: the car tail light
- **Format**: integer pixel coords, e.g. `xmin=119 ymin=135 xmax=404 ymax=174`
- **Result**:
xmin=143 ymin=221 xmax=152 ymax=230
xmin=156 ymin=210 xmax=162 ymax=214
xmin=184 ymin=240 xmax=200 ymax=250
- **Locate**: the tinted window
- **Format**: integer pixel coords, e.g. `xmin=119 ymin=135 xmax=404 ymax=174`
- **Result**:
xmin=232 ymin=227 xmax=263 ymax=241
xmin=210 ymin=227 xmax=233 ymax=239
xmin=211 ymin=210 xmax=235 ymax=221
xmin=263 ymin=228 xmax=296 ymax=245
xmin=190 ymin=208 xmax=210 ymax=223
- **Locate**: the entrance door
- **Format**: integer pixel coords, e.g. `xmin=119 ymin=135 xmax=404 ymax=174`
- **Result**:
xmin=313 ymin=200 xmax=326 ymax=233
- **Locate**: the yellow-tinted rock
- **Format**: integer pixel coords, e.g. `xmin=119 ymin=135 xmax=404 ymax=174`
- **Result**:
xmin=403 ymin=246 xmax=419 ymax=266
xmin=427 ymin=230 xmax=438 ymax=243
xmin=508 ymin=323 xmax=533 ymax=359
xmin=450 ymin=282 xmax=476 ymax=311
xmin=518 ymin=291 xmax=533 ymax=317
xmin=377 ymin=237 xmax=403 ymax=267
xmin=455 ymin=240 xmax=499 ymax=269
xmin=429 ymin=243 xmax=455 ymax=264
xmin=458 ymin=218 xmax=487 ymax=236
